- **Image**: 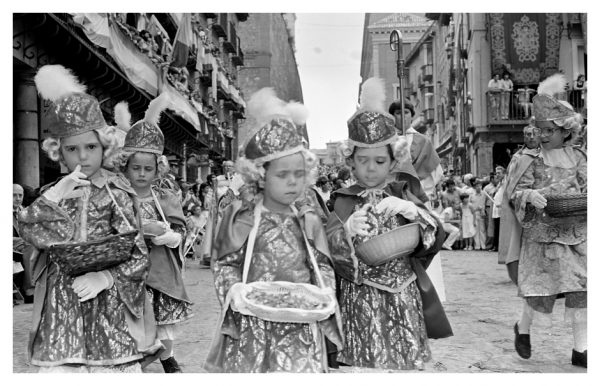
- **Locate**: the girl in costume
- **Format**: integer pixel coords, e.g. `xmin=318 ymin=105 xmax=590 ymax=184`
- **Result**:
xmin=115 ymin=94 xmax=193 ymax=373
xmin=203 ymin=88 xmax=343 ymax=373
xmin=18 ymin=65 xmax=152 ymax=373
xmin=326 ymin=78 xmax=447 ymax=370
xmin=185 ymin=204 xmax=209 ymax=260
xmin=507 ymin=74 xmax=587 ymax=367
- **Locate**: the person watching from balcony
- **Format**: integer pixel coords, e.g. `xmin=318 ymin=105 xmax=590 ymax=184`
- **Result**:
xmin=500 ymin=73 xmax=514 ymax=119
xmin=488 ymin=73 xmax=502 ymax=120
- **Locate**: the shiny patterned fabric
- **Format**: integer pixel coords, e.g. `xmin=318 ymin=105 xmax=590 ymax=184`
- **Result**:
xmin=511 ymin=148 xmax=587 ymax=301
xmin=46 ymin=93 xmax=108 ymax=138
xmin=242 ymin=117 xmax=303 ymax=161
xmin=533 ymin=93 xmax=576 ymax=122
xmin=347 ymin=111 xmax=396 ymax=146
xmin=138 ymin=198 xmax=192 ymax=325
xmin=18 ymin=170 xmax=149 ymax=367
xmin=327 ymin=186 xmax=433 ymax=369
xmin=210 ymin=209 xmax=336 ymax=372
xmin=337 ymin=279 xmax=430 ymax=369
xmin=122 ymin=121 xmax=165 ymax=155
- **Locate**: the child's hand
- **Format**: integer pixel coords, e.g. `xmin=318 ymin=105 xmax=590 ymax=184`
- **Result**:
xmin=151 ymin=230 xmax=182 ymax=248
xmin=72 ymin=271 xmax=113 ymax=302
xmin=143 ymin=221 xmax=168 ymax=237
xmin=44 ymin=165 xmax=90 ymax=202
xmin=528 ymin=190 xmax=547 ymax=209
xmin=344 ymin=204 xmax=373 ymax=237
xmin=375 ymin=197 xmax=418 ymax=220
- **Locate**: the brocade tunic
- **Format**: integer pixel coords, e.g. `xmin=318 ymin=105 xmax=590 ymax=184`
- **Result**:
xmin=327 ymin=186 xmax=436 ymax=370
xmin=138 ymin=196 xmax=193 ymax=325
xmin=209 ymin=207 xmax=337 ymax=372
xmin=510 ymin=147 xmax=587 ymax=300
xmin=18 ymin=169 xmax=149 ymax=367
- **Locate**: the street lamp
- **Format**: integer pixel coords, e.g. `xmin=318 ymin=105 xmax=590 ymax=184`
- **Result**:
xmin=390 ymin=29 xmax=405 ymax=134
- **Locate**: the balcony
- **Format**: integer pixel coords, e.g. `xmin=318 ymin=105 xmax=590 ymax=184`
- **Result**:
xmin=212 ymin=14 xmax=228 ymax=38
xmin=423 ymin=108 xmax=435 ymax=124
xmin=222 ymin=22 xmax=237 ymax=54
xmin=486 ymin=88 xmax=587 ymax=125
xmin=421 ymin=63 xmax=433 ymax=83
xmin=231 ymin=37 xmax=244 ymax=66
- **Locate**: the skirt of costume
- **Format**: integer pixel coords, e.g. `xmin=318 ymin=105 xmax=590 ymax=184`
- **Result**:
xmin=337 ymin=278 xmax=431 ymax=370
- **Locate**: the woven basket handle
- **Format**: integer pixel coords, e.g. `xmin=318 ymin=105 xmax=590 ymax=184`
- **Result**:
xmin=241 ymin=201 xmax=263 ymax=284
xmin=291 ymin=205 xmax=327 ymax=289
xmin=105 ymin=186 xmax=134 ymax=232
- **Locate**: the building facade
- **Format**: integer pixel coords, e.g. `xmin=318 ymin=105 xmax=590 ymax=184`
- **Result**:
xmin=13 ymin=12 xmax=249 ymax=188
xmin=359 ymin=13 xmax=434 ymax=110
xmin=236 ymin=13 xmax=307 ymax=146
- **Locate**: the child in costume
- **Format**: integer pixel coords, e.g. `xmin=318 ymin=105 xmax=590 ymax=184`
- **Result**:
xmin=506 ymin=74 xmax=587 ymax=367
xmin=203 ymin=88 xmax=343 ymax=373
xmin=326 ymin=78 xmax=447 ymax=370
xmin=18 ymin=65 xmax=151 ymax=373
xmin=115 ymin=94 xmax=193 ymax=373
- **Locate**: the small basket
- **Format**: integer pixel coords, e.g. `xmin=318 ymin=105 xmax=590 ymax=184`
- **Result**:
xmin=355 ymin=222 xmax=420 ymax=266
xmin=230 ymin=281 xmax=336 ymax=324
xmin=545 ymin=193 xmax=587 ymax=218
xmin=48 ymin=230 xmax=137 ymax=276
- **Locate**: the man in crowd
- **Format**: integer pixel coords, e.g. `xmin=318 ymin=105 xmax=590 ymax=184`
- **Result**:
xmin=13 ymin=183 xmax=34 ymax=303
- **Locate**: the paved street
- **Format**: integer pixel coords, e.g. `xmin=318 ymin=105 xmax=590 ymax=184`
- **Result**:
xmin=13 ymin=250 xmax=586 ymax=373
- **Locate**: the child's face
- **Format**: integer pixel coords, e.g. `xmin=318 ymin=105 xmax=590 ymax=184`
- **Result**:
xmin=263 ymin=152 xmax=306 ymax=211
xmin=124 ymin=152 xmax=158 ymax=190
xmin=60 ymin=131 xmax=103 ymax=178
xmin=349 ymin=146 xmax=395 ymax=188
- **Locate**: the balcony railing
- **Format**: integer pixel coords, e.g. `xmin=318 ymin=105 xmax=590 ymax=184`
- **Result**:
xmin=486 ymin=89 xmax=586 ymax=125
xmin=421 ymin=63 xmax=433 ymax=83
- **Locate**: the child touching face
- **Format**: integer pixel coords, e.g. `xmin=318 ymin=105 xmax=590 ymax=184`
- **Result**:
xmin=19 ymin=65 xmax=150 ymax=373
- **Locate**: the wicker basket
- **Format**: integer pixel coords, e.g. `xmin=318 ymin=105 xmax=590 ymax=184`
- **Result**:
xmin=545 ymin=193 xmax=587 ymax=218
xmin=355 ymin=222 xmax=420 ymax=266
xmin=230 ymin=281 xmax=336 ymax=324
xmin=48 ymin=230 xmax=138 ymax=276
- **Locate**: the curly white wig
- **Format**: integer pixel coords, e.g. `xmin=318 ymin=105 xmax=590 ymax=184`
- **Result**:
xmin=338 ymin=135 xmax=410 ymax=167
xmin=235 ymin=148 xmax=318 ymax=190
xmin=41 ymin=126 xmax=120 ymax=168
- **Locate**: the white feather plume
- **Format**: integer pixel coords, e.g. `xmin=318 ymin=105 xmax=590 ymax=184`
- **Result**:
xmin=359 ymin=77 xmax=387 ymax=114
xmin=246 ymin=87 xmax=287 ymax=124
xmin=114 ymin=101 xmax=131 ymax=132
xmin=144 ymin=92 xmax=172 ymax=126
xmin=34 ymin=64 xmax=87 ymax=102
xmin=285 ymin=100 xmax=309 ymax=125
xmin=537 ymin=74 xmax=567 ymax=97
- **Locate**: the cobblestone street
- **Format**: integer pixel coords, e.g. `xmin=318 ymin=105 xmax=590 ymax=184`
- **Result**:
xmin=13 ymin=250 xmax=586 ymax=373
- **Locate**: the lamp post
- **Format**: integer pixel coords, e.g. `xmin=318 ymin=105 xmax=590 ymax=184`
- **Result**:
xmin=390 ymin=29 xmax=405 ymax=134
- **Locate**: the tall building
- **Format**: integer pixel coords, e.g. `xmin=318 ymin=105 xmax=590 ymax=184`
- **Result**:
xmin=237 ymin=13 xmax=307 ymax=146
xmin=425 ymin=13 xmax=587 ymax=176
xmin=13 ymin=13 xmax=249 ymax=187
xmin=359 ymin=13 xmax=434 ymax=109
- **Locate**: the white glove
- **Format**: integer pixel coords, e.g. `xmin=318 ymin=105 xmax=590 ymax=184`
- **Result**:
xmin=229 ymin=173 xmax=245 ymax=196
xmin=44 ymin=165 xmax=90 ymax=203
xmin=344 ymin=204 xmax=373 ymax=237
xmin=375 ymin=196 xmax=418 ymax=220
xmin=528 ymin=190 xmax=547 ymax=209
xmin=151 ymin=230 xmax=182 ymax=248
xmin=72 ymin=270 xmax=113 ymax=302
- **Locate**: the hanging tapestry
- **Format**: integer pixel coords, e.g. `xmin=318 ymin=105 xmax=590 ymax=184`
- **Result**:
xmin=489 ymin=13 xmax=561 ymax=85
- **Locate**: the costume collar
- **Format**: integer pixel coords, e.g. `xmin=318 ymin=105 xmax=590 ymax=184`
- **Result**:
xmin=89 ymin=168 xmax=111 ymax=188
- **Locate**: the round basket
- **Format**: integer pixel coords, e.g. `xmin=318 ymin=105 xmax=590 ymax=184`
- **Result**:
xmin=545 ymin=193 xmax=587 ymax=218
xmin=355 ymin=222 xmax=420 ymax=266
xmin=48 ymin=230 xmax=138 ymax=276
xmin=230 ymin=281 xmax=336 ymax=324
